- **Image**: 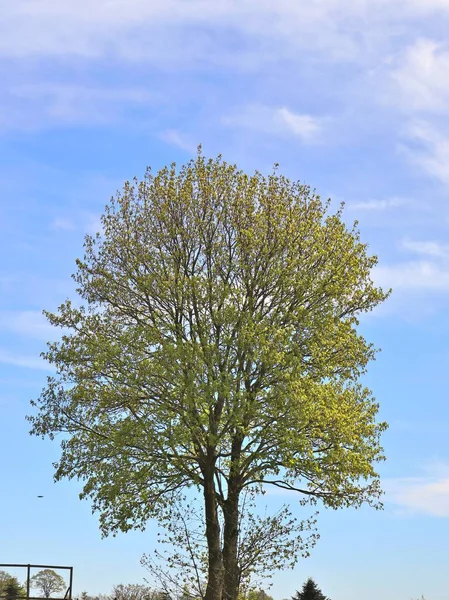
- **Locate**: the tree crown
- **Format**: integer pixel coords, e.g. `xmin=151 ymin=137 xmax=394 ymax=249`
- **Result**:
xmin=31 ymin=570 xmax=65 ymax=598
xmin=29 ymin=153 xmax=388 ymax=540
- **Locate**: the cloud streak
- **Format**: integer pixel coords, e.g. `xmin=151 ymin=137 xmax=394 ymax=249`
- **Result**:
xmin=390 ymin=39 xmax=449 ymax=114
xmin=401 ymin=239 xmax=449 ymax=259
xmin=348 ymin=198 xmax=410 ymax=211
xmin=385 ymin=464 xmax=449 ymax=517
xmin=224 ymin=105 xmax=323 ymax=142
xmin=160 ymin=130 xmax=197 ymax=153
xmin=0 ymin=310 xmax=55 ymax=340
xmin=0 ymin=349 xmax=52 ymax=371
xmin=399 ymin=120 xmax=449 ymax=186
xmin=0 ymin=83 xmax=154 ymax=131
xmin=3 ymin=0 xmax=449 ymax=66
xmin=373 ymin=260 xmax=449 ymax=292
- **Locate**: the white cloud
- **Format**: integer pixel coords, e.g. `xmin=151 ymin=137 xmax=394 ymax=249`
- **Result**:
xmin=386 ymin=478 xmax=449 ymax=516
xmin=160 ymin=130 xmax=197 ymax=153
xmin=383 ymin=39 xmax=449 ymax=186
xmin=0 ymin=349 xmax=52 ymax=371
xmin=12 ymin=83 xmax=152 ymax=104
xmin=0 ymin=1 xmax=337 ymax=65
xmin=0 ymin=1 xmax=360 ymax=63
xmin=0 ymin=310 xmax=55 ymax=340
xmin=0 ymin=84 xmax=154 ymax=131
xmin=224 ymin=105 xmax=323 ymax=142
xmin=400 ymin=121 xmax=449 ymax=185
xmin=385 ymin=463 xmax=449 ymax=517
xmin=277 ymin=108 xmax=322 ymax=140
xmin=82 ymin=212 xmax=103 ymax=235
xmin=2 ymin=1 xmax=449 ymax=138
xmin=373 ymin=260 xmax=449 ymax=291
xmin=390 ymin=39 xmax=449 ymax=113
xmin=51 ymin=217 xmax=76 ymax=231
xmin=401 ymin=239 xmax=449 ymax=259
xmin=4 ymin=0 xmax=449 ymax=66
xmin=348 ymin=197 xmax=410 ymax=211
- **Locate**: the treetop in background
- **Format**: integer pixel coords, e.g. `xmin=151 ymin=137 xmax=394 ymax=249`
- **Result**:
xmin=292 ymin=578 xmax=328 ymax=600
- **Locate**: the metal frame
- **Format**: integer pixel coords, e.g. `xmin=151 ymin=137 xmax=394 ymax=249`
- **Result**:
xmin=0 ymin=564 xmax=73 ymax=600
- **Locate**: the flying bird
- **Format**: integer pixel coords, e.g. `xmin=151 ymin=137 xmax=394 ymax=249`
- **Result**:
xmin=37 ymin=495 xmax=44 ymax=498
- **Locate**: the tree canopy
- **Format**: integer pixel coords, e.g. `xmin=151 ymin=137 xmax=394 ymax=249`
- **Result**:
xmin=0 ymin=573 xmax=26 ymax=600
xmin=111 ymin=584 xmax=160 ymax=600
xmin=29 ymin=153 xmax=388 ymax=600
xmin=245 ymin=591 xmax=274 ymax=600
xmin=30 ymin=570 xmax=65 ymax=598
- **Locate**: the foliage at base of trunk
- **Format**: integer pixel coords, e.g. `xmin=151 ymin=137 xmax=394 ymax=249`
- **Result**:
xmin=142 ymin=492 xmax=319 ymax=598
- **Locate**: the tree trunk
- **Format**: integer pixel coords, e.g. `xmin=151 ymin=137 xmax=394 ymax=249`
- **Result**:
xmin=222 ymin=434 xmax=243 ymax=600
xmin=222 ymin=487 xmax=240 ymax=600
xmin=203 ymin=471 xmax=224 ymax=600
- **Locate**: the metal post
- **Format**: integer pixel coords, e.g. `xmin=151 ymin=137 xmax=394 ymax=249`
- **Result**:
xmin=68 ymin=567 xmax=73 ymax=600
xmin=26 ymin=564 xmax=30 ymax=600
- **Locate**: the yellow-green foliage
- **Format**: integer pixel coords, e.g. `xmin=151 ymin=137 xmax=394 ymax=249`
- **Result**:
xmin=29 ymin=152 xmax=388 ymax=537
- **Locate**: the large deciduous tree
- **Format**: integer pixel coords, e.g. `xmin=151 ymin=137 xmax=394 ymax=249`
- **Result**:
xmin=29 ymin=153 xmax=388 ymax=600
xmin=30 ymin=570 xmax=65 ymax=598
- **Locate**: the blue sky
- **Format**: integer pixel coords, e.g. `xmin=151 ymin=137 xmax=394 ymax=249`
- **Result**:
xmin=1 ymin=1 xmax=449 ymax=599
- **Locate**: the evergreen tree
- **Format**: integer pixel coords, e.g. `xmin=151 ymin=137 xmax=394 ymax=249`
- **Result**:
xmin=0 ymin=573 xmax=25 ymax=600
xmin=5 ymin=580 xmax=26 ymax=600
xmin=292 ymin=578 xmax=328 ymax=600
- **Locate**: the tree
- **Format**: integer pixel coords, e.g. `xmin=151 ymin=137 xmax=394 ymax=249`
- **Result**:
xmin=0 ymin=572 xmax=26 ymax=600
xmin=112 ymin=585 xmax=158 ymax=600
xmin=30 ymin=570 xmax=65 ymax=598
xmin=75 ymin=592 xmax=110 ymax=600
xmin=5 ymin=582 xmax=26 ymax=600
xmin=29 ymin=153 xmax=388 ymax=600
xmin=246 ymin=590 xmax=274 ymax=600
xmin=292 ymin=578 xmax=327 ymax=600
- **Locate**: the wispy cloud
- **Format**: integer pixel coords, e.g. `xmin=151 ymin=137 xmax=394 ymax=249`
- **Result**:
xmin=385 ymin=463 xmax=449 ymax=517
xmin=160 ymin=130 xmax=197 ymax=154
xmin=3 ymin=0 xmax=449 ymax=66
xmin=0 ymin=83 xmax=154 ymax=131
xmin=0 ymin=1 xmax=376 ymax=65
xmin=373 ymin=260 xmax=449 ymax=291
xmin=277 ymin=108 xmax=322 ymax=141
xmin=347 ymin=197 xmax=410 ymax=211
xmin=401 ymin=239 xmax=449 ymax=259
xmin=400 ymin=120 xmax=449 ymax=186
xmin=83 ymin=212 xmax=103 ymax=235
xmin=390 ymin=39 xmax=449 ymax=114
xmin=0 ymin=349 xmax=52 ymax=371
xmin=376 ymin=240 xmax=449 ymax=303
xmin=2 ymin=0 xmax=449 ymax=143
xmin=50 ymin=217 xmax=76 ymax=231
xmin=0 ymin=310 xmax=54 ymax=340
xmin=380 ymin=37 xmax=449 ymax=187
xmin=224 ymin=105 xmax=323 ymax=143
